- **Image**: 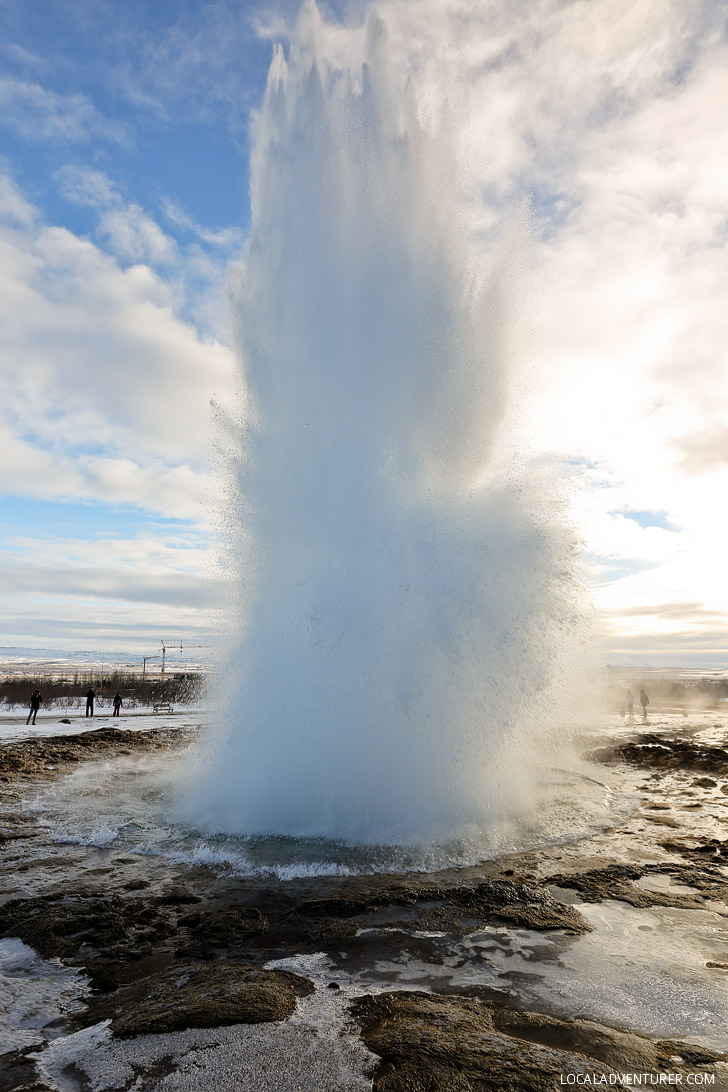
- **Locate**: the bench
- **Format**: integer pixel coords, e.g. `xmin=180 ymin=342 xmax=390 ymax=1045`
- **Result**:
xmin=152 ymin=703 xmax=174 ymax=714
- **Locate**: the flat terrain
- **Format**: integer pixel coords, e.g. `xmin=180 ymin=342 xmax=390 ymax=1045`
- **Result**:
xmin=1 ymin=708 xmax=728 ymax=1091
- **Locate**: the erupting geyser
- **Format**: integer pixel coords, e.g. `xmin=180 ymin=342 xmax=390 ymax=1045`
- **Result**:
xmin=186 ymin=3 xmax=588 ymax=847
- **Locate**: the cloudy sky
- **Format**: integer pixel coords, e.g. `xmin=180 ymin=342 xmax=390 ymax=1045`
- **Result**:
xmin=0 ymin=0 xmax=726 ymax=664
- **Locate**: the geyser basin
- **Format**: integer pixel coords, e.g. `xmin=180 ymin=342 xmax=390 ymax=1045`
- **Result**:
xmin=25 ymin=746 xmax=631 ymax=880
xmin=184 ymin=3 xmax=589 ymax=845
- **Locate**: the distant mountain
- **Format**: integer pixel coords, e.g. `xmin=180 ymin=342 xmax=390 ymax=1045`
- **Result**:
xmin=0 ymin=646 xmax=144 ymax=664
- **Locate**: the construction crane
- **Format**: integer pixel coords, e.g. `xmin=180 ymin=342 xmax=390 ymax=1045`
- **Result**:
xmin=159 ymin=641 xmax=183 ymax=676
xmin=176 ymin=644 xmax=210 ymax=680
xmin=141 ymin=643 xmax=210 ymax=680
xmin=159 ymin=642 xmax=211 ymax=676
xmin=142 ymin=654 xmax=160 ymax=680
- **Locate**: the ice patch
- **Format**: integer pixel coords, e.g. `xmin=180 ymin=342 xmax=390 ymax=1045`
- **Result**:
xmin=454 ymin=901 xmax=728 ymax=1050
xmin=0 ymin=937 xmax=89 ymax=1055
xmin=34 ymin=1021 xmax=113 ymax=1092
xmin=31 ymin=953 xmax=378 ymax=1092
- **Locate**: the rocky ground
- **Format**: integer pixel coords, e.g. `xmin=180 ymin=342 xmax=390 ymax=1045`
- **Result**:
xmin=1 ymin=715 xmax=728 ymax=1091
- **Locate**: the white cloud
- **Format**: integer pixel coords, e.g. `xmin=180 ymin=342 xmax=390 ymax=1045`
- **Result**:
xmin=0 ymin=512 xmax=227 ymax=657
xmin=106 ymin=1 xmax=268 ymax=129
xmin=160 ymin=198 xmax=244 ymax=250
xmin=0 ymin=534 xmax=222 ymax=608
xmin=54 ymin=164 xmax=177 ymax=265
xmin=0 ymin=174 xmax=37 ymax=227
xmin=0 ymin=77 xmax=130 ymax=145
xmin=53 ymin=165 xmax=239 ymax=338
xmin=2 ymin=0 xmax=726 ymax=661
xmin=0 ymin=174 xmax=234 ymax=518
xmin=505 ymin=29 xmax=728 ymax=652
xmin=4 ymin=43 xmax=47 ymax=71
xmin=97 ymin=205 xmax=177 ymax=265
xmin=292 ymin=0 xmax=711 ymax=207
xmin=54 ymin=164 xmax=123 ymax=210
xmin=2 ymin=1 xmax=264 ymax=134
xmin=287 ymin=0 xmax=728 ymax=662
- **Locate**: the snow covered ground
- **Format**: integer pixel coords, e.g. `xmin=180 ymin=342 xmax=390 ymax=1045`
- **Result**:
xmin=0 ymin=705 xmax=208 ymax=742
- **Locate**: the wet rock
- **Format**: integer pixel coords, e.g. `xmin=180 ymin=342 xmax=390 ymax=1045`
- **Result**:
xmin=546 ymin=864 xmax=706 ymax=910
xmin=4 ymin=716 xmax=728 ymax=1084
xmin=0 ymin=893 xmax=187 ymax=963
xmin=156 ymin=889 xmax=202 ymax=906
xmin=91 ymin=961 xmax=314 ymax=1037
xmin=549 ymin=860 xmax=728 ymax=911
xmin=491 ymin=1010 xmax=659 ymax=1071
xmin=452 ymin=879 xmax=589 ymax=932
xmin=592 ymin=735 xmax=728 ymax=775
xmin=0 ymin=726 xmax=193 ymax=785
xmin=352 ymin=991 xmax=618 ymax=1091
xmin=661 ymin=837 xmax=728 ymax=864
xmin=178 ymin=906 xmax=270 ymax=957
xmin=661 ymin=863 xmax=728 ymax=899
xmin=491 ymin=1010 xmax=728 ymax=1076
xmin=310 ymin=919 xmax=361 ymax=944
xmin=81 ymin=955 xmax=129 ymax=993
xmin=194 ymin=906 xmax=266 ymax=937
xmin=692 ymin=777 xmax=718 ymax=788
xmin=297 ymin=876 xmax=588 ymax=936
xmin=82 ymin=950 xmax=176 ymax=992
xmin=502 ymin=1009 xmax=667 ymax=1070
xmin=659 ymin=1042 xmax=728 ymax=1067
xmin=0 ymin=1046 xmax=49 ymax=1092
xmin=643 ymin=813 xmax=680 ymax=827
xmin=0 ymin=824 xmax=37 ymax=843
xmin=0 ymin=894 xmax=129 ymax=959
xmin=353 ymin=993 xmax=728 ymax=1091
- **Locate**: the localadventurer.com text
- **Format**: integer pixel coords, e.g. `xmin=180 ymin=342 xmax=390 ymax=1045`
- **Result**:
xmin=559 ymin=1075 xmax=715 ymax=1086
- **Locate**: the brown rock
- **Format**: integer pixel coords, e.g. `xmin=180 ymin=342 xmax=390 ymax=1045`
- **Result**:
xmin=546 ymin=864 xmax=705 ymax=910
xmin=592 ymin=735 xmax=728 ymax=776
xmin=352 ymin=991 xmax=617 ymax=1091
xmin=94 ymin=961 xmax=314 ymax=1037
xmin=0 ymin=726 xmax=192 ymax=784
xmin=353 ymin=992 xmax=728 ymax=1092
xmin=297 ymin=876 xmax=588 ymax=935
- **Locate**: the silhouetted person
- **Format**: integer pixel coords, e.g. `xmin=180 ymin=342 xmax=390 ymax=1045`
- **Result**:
xmin=27 ymin=690 xmax=41 ymax=725
xmin=625 ymin=689 xmax=634 ymax=718
xmin=639 ymin=688 xmax=649 ymax=720
xmin=112 ymin=692 xmax=122 ymax=718
xmin=85 ymin=688 xmax=95 ymax=717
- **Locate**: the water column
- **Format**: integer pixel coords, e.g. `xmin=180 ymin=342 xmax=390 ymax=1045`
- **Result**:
xmin=187 ymin=2 xmax=587 ymax=846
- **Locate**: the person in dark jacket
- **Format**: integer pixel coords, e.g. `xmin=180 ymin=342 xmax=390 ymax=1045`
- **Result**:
xmin=27 ymin=689 xmax=42 ymax=725
xmin=85 ymin=688 xmax=95 ymax=717
xmin=112 ymin=692 xmax=122 ymax=718
xmin=639 ymin=688 xmax=649 ymax=720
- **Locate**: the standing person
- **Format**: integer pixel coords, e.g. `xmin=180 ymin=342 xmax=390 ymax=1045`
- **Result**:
xmin=26 ymin=689 xmax=42 ymax=726
xmin=112 ymin=692 xmax=122 ymax=718
xmin=625 ymin=689 xmax=634 ymax=719
xmin=639 ymin=688 xmax=649 ymax=720
xmin=85 ymin=687 xmax=95 ymax=717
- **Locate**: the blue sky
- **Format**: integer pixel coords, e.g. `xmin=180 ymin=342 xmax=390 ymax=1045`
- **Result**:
xmin=1 ymin=0 xmax=727 ymax=663
xmin=2 ymin=0 xmax=357 ymax=236
xmin=0 ymin=0 xmax=280 ymax=651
